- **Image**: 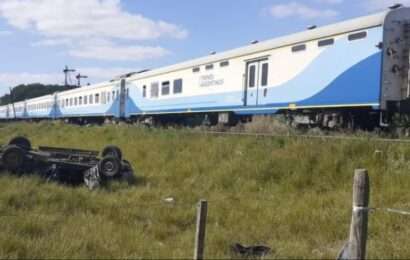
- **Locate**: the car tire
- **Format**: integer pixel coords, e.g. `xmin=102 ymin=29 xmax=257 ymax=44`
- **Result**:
xmin=101 ymin=145 xmax=122 ymax=160
xmin=98 ymin=156 xmax=121 ymax=178
xmin=2 ymin=145 xmax=26 ymax=172
xmin=9 ymin=136 xmax=31 ymax=151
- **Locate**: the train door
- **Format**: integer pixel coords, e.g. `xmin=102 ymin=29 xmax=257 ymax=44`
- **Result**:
xmin=119 ymin=79 xmax=127 ymax=118
xmin=245 ymin=58 xmax=268 ymax=106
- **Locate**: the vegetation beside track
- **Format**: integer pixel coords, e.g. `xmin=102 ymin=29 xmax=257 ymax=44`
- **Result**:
xmin=0 ymin=122 xmax=409 ymax=259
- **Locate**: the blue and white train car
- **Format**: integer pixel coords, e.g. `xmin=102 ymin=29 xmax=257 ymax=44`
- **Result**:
xmin=26 ymin=94 xmax=56 ymax=119
xmin=0 ymin=105 xmax=9 ymax=120
xmin=56 ymin=82 xmax=121 ymax=119
xmin=13 ymin=101 xmax=27 ymax=119
xmin=1 ymin=7 xmax=410 ymax=128
xmin=119 ymin=7 xmax=410 ymax=127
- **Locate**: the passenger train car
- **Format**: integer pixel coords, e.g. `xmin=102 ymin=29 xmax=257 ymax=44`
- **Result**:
xmin=1 ymin=7 xmax=410 ymax=128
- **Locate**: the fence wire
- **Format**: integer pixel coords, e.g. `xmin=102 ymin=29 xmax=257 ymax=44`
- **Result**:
xmin=355 ymin=206 xmax=410 ymax=216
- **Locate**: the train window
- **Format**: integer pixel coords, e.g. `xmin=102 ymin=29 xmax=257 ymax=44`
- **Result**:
xmin=318 ymin=38 xmax=334 ymax=47
xmin=173 ymin=79 xmax=183 ymax=94
xmin=348 ymin=31 xmax=367 ymax=41
xmin=261 ymin=63 xmax=269 ymax=87
xmin=116 ymin=90 xmax=120 ymax=97
xmin=66 ymin=99 xmax=68 ymax=107
xmin=95 ymin=93 xmax=100 ymax=104
xmin=143 ymin=85 xmax=147 ymax=98
xmin=107 ymin=92 xmax=110 ymax=103
xmin=249 ymin=65 xmax=256 ymax=88
xmin=291 ymin=44 xmax=306 ymax=52
xmin=101 ymin=92 xmax=106 ymax=104
xmin=79 ymin=96 xmax=82 ymax=105
xmin=220 ymin=61 xmax=230 ymax=67
xmin=74 ymin=97 xmax=78 ymax=106
xmin=193 ymin=67 xmax=200 ymax=73
xmin=112 ymin=91 xmax=115 ymax=100
xmin=89 ymin=94 xmax=93 ymax=104
xmin=126 ymin=88 xmax=129 ymax=97
xmin=162 ymin=81 xmax=170 ymax=96
xmin=205 ymin=64 xmax=214 ymax=70
xmin=84 ymin=95 xmax=88 ymax=105
xmin=151 ymin=82 xmax=159 ymax=98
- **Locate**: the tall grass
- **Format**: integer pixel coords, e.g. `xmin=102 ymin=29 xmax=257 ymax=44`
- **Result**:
xmin=0 ymin=122 xmax=409 ymax=259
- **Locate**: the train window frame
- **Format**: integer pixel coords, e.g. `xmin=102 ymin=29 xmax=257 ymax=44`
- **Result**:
xmin=193 ymin=67 xmax=200 ymax=73
xmin=70 ymin=98 xmax=73 ymax=107
xmin=173 ymin=79 xmax=183 ymax=94
xmin=79 ymin=96 xmax=83 ymax=105
xmin=291 ymin=44 xmax=306 ymax=52
xmin=261 ymin=63 xmax=269 ymax=87
xmin=348 ymin=31 xmax=367 ymax=41
xmin=143 ymin=85 xmax=147 ymax=98
xmin=89 ymin=94 xmax=93 ymax=104
xmin=101 ymin=92 xmax=106 ymax=104
xmin=318 ymin=38 xmax=334 ymax=47
xmin=95 ymin=93 xmax=100 ymax=104
xmin=205 ymin=64 xmax=214 ymax=70
xmin=220 ymin=61 xmax=230 ymax=67
xmin=84 ymin=95 xmax=88 ymax=105
xmin=249 ymin=65 xmax=256 ymax=88
xmin=151 ymin=82 xmax=159 ymax=98
xmin=161 ymin=81 xmax=170 ymax=96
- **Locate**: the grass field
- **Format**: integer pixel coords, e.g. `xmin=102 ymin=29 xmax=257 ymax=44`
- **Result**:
xmin=0 ymin=122 xmax=410 ymax=259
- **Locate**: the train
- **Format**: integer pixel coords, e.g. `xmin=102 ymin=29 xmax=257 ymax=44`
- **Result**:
xmin=2 ymin=7 xmax=410 ymax=129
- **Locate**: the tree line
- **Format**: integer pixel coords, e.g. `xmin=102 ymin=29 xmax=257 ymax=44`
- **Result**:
xmin=0 ymin=83 xmax=75 ymax=105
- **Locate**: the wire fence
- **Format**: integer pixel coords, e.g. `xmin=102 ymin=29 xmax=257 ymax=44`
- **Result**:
xmin=0 ymin=170 xmax=409 ymax=259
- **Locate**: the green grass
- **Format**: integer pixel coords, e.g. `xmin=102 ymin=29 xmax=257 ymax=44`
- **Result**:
xmin=0 ymin=122 xmax=410 ymax=259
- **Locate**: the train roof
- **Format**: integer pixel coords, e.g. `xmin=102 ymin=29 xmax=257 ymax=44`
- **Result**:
xmin=126 ymin=10 xmax=392 ymax=80
xmin=25 ymin=94 xmax=54 ymax=103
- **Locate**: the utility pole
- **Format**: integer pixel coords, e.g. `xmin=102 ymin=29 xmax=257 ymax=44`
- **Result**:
xmin=76 ymin=73 xmax=88 ymax=88
xmin=63 ymin=65 xmax=76 ymax=87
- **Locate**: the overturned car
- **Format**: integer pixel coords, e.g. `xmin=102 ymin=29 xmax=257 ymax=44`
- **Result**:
xmin=0 ymin=137 xmax=135 ymax=189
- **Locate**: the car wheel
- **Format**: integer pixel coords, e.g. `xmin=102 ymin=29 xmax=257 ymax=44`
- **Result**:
xmin=2 ymin=145 xmax=26 ymax=172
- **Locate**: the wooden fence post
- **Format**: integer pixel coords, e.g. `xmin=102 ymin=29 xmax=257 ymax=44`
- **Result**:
xmin=347 ymin=169 xmax=370 ymax=260
xmin=194 ymin=200 xmax=208 ymax=260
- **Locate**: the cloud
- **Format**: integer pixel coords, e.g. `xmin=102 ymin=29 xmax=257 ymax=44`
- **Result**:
xmin=268 ymin=2 xmax=339 ymax=19
xmin=0 ymin=0 xmax=188 ymax=40
xmin=69 ymin=44 xmax=169 ymax=61
xmin=0 ymin=72 xmax=62 ymax=95
xmin=0 ymin=30 xmax=12 ymax=36
xmin=31 ymin=38 xmax=73 ymax=47
xmin=0 ymin=66 xmax=139 ymax=95
xmin=0 ymin=0 xmax=187 ymax=61
xmin=315 ymin=0 xmax=343 ymax=4
xmin=363 ymin=0 xmax=410 ymax=11
xmin=77 ymin=67 xmax=140 ymax=79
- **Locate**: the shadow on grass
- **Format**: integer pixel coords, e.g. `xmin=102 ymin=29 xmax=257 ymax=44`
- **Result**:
xmin=0 ymin=169 xmax=147 ymax=192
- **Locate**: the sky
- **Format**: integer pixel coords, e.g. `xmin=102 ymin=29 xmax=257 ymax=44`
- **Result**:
xmin=0 ymin=0 xmax=407 ymax=96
